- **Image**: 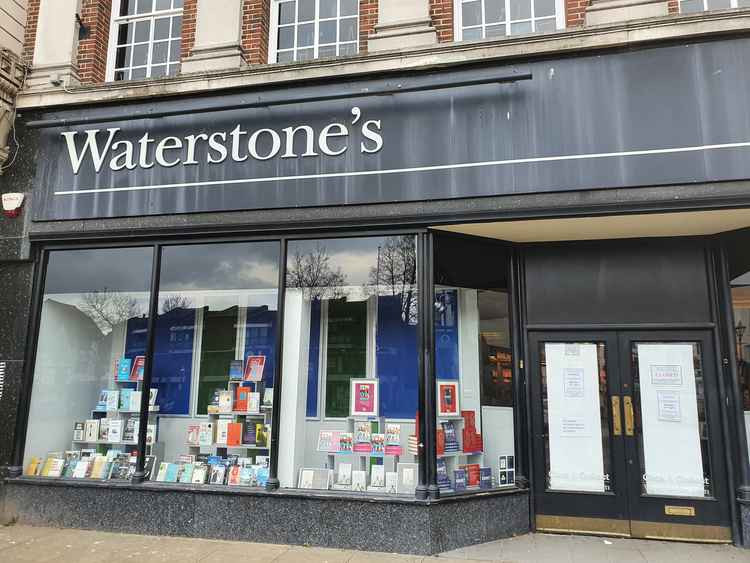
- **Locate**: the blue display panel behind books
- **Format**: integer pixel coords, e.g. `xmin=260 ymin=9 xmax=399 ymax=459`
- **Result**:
xmin=377 ymin=294 xmax=418 ymax=419
xmin=435 ymin=289 xmax=459 ymax=381
xmin=151 ymin=307 xmax=196 ymax=415
xmin=244 ymin=305 xmax=277 ymax=388
xmin=306 ymin=299 xmax=321 ymax=417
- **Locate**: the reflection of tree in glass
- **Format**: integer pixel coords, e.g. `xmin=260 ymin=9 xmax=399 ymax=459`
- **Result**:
xmin=368 ymin=236 xmax=417 ymax=324
xmin=161 ymin=294 xmax=193 ymax=313
xmin=80 ymin=289 xmax=143 ymax=334
xmin=286 ymin=243 xmax=346 ymax=300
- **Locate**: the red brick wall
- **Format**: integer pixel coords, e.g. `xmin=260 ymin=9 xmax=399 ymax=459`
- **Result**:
xmin=242 ymin=0 xmax=269 ymax=65
xmin=181 ymin=0 xmax=198 ymax=60
xmin=566 ymin=0 xmax=586 ymax=27
xmin=22 ymin=0 xmax=40 ymax=65
xmin=77 ymin=0 xmax=112 ymax=84
xmin=359 ymin=0 xmax=378 ymax=54
xmin=430 ymin=0 xmax=454 ymax=42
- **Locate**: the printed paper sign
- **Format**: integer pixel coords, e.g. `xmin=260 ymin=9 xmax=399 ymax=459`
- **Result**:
xmin=563 ymin=368 xmax=584 ymax=398
xmin=545 ymin=342 xmax=604 ymax=492
xmin=651 ymin=365 xmax=683 ymax=386
xmin=657 ymin=390 xmax=682 ymax=422
xmin=637 ymin=343 xmax=704 ymax=497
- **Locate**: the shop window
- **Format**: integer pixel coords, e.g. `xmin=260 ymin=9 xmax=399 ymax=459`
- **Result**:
xmin=148 ymin=242 xmax=279 ymax=487
xmin=731 ymin=270 xmax=750 ymax=464
xmin=271 ymin=0 xmax=359 ymax=63
xmin=108 ymin=0 xmax=183 ymax=81
xmin=454 ymin=0 xmax=563 ymax=40
xmin=433 ymin=234 xmax=516 ymax=494
xmin=23 ymin=248 xmax=154 ymax=482
xmin=279 ymin=235 xmax=421 ymax=496
xmin=681 ymin=0 xmax=748 ymax=13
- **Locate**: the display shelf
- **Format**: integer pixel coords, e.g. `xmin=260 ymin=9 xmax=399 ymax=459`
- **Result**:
xmin=92 ymin=406 xmax=160 ymax=415
xmin=214 ymin=444 xmax=269 ymax=450
xmin=329 ymin=451 xmax=386 ymax=457
xmin=437 ymin=451 xmax=483 ymax=458
xmin=213 ymin=411 xmax=266 ymax=417
xmin=72 ymin=439 xmax=138 ymax=445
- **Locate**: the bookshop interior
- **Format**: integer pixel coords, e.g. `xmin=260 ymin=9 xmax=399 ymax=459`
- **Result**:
xmin=22 ymin=233 xmax=516 ymax=496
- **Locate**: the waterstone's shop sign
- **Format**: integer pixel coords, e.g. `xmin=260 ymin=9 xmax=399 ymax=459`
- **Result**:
xmin=34 ymin=38 xmax=750 ymax=221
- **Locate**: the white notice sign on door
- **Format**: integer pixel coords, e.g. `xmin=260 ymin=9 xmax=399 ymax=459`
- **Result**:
xmin=637 ymin=343 xmax=704 ymax=498
xmin=545 ymin=343 xmax=604 ymax=493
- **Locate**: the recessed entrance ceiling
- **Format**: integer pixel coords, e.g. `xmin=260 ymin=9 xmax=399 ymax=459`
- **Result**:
xmin=433 ymin=208 xmax=750 ymax=243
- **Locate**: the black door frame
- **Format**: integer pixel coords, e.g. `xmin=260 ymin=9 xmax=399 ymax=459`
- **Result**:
xmin=520 ymin=241 xmax=748 ymax=545
xmin=527 ymin=328 xmax=733 ymax=540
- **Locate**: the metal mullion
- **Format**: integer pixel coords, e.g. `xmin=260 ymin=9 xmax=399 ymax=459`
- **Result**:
xmin=337 ymin=0 xmax=341 ymax=54
xmin=530 ymin=0 xmax=536 ymax=32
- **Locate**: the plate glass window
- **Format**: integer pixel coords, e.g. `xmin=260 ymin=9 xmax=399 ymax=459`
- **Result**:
xmin=147 ymin=242 xmax=280 ymax=487
xmin=274 ymin=0 xmax=359 ymax=63
xmin=432 ymin=234 xmax=517 ymax=494
xmin=23 ymin=248 xmax=154 ymax=482
xmin=278 ymin=235 xmax=421 ymax=496
xmin=457 ymin=0 xmax=559 ymax=40
xmin=111 ymin=0 xmax=183 ymax=81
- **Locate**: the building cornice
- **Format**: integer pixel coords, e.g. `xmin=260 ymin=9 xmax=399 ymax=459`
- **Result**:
xmin=15 ymin=9 xmax=750 ymax=111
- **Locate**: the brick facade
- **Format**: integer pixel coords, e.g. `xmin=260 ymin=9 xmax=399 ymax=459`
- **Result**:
xmin=566 ymin=0 xmax=587 ymax=27
xmin=181 ymin=0 xmax=198 ymax=60
xmin=359 ymin=0 xmax=378 ymax=54
xmin=242 ymin=0 xmax=269 ymax=65
xmin=21 ymin=0 xmax=40 ymax=65
xmin=77 ymin=0 xmax=112 ymax=84
xmin=430 ymin=0 xmax=454 ymax=43
xmin=22 ymin=0 xmax=691 ymax=84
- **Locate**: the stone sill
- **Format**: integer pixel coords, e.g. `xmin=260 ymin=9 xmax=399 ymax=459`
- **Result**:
xmin=6 ymin=476 xmax=528 ymax=506
xmin=16 ymin=9 xmax=750 ymax=110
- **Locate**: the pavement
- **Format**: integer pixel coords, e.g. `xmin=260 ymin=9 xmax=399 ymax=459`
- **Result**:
xmin=0 ymin=523 xmax=748 ymax=562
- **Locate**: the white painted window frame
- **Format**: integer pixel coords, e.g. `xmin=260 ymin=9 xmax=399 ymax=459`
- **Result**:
xmin=453 ymin=0 xmax=565 ymax=41
xmin=268 ymin=0 xmax=360 ymax=64
xmin=679 ymin=0 xmax=745 ymax=12
xmin=106 ymin=0 xmax=184 ymax=82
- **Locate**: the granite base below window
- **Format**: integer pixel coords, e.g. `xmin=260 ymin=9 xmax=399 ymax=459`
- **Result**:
xmin=741 ymin=503 xmax=750 ymax=548
xmin=1 ymin=479 xmax=530 ymax=555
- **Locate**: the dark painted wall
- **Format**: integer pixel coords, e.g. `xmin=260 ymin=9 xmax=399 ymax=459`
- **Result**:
xmin=523 ymin=238 xmax=711 ymax=325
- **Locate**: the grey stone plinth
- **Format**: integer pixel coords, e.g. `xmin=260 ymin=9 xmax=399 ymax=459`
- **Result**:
xmin=2 ymin=479 xmax=529 ymax=555
xmin=586 ymin=0 xmax=669 ymax=26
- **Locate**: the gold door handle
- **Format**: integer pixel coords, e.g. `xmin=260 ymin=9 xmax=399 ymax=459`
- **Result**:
xmin=611 ymin=396 xmax=622 ymax=436
xmin=623 ymin=396 xmax=635 ymax=436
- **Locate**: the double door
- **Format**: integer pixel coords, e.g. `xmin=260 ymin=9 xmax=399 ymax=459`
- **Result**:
xmin=530 ymin=330 xmax=732 ymax=542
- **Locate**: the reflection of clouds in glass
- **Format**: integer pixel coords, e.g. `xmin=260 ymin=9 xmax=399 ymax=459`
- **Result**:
xmin=288 ymin=237 xmax=388 ymax=286
xmin=160 ymin=242 xmax=279 ymax=291
xmin=44 ymin=248 xmax=153 ymax=294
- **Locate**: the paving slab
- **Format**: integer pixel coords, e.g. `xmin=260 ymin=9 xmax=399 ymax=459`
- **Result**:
xmin=1 ymin=525 xmax=748 ymax=563
xmin=439 ymin=532 xmax=748 ymax=562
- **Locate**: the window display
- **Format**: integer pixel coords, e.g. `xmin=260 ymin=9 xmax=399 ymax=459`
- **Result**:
xmin=278 ymin=235 xmax=420 ymax=496
xmin=434 ymin=287 xmax=515 ymax=493
xmin=730 ymin=271 xmax=750 ymax=464
xmin=23 ymin=247 xmax=155 ymax=481
xmin=146 ymin=242 xmax=279 ymax=487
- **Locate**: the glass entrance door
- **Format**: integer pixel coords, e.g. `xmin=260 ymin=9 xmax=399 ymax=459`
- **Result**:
xmin=530 ymin=331 xmax=732 ymax=542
